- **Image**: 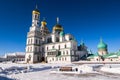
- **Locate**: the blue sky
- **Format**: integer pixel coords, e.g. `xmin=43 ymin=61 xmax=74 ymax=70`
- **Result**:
xmin=0 ymin=0 xmax=120 ymax=55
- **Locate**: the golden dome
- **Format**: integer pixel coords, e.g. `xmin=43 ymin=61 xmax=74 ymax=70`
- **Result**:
xmin=41 ymin=20 xmax=47 ymax=26
xmin=32 ymin=9 xmax=40 ymax=14
xmin=53 ymin=24 xmax=63 ymax=31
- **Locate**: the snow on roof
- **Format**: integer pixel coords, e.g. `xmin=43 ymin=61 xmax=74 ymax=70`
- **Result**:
xmin=5 ymin=52 xmax=25 ymax=56
xmin=108 ymin=55 xmax=118 ymax=58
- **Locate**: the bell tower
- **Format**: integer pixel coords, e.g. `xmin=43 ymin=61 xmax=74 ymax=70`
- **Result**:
xmin=32 ymin=5 xmax=40 ymax=27
xmin=30 ymin=5 xmax=40 ymax=32
xmin=25 ymin=5 xmax=42 ymax=63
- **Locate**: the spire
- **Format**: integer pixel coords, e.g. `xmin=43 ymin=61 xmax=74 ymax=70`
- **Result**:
xmin=36 ymin=4 xmax=38 ymax=9
xmin=43 ymin=17 xmax=46 ymax=21
xmin=32 ymin=4 xmax=40 ymax=14
xmin=57 ymin=17 xmax=59 ymax=24
xmin=81 ymin=39 xmax=83 ymax=44
xmin=100 ymin=37 xmax=103 ymax=43
xmin=80 ymin=39 xmax=84 ymax=46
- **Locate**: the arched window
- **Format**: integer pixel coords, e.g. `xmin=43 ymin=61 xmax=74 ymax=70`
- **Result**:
xmin=56 ymin=37 xmax=59 ymax=42
xmin=31 ymin=39 xmax=32 ymax=44
xmin=35 ymin=47 xmax=37 ymax=52
xmin=36 ymin=39 xmax=38 ymax=44
xmin=52 ymin=46 xmax=54 ymax=49
xmin=47 ymin=47 xmax=48 ymax=51
xmin=49 ymin=38 xmax=52 ymax=43
xmin=52 ymin=58 xmax=54 ymax=61
xmin=39 ymin=40 xmax=40 ymax=44
xmin=30 ymin=47 xmax=32 ymax=52
xmin=58 ymin=45 xmax=60 ymax=50
xmin=35 ymin=15 xmax=37 ymax=19
xmin=42 ymin=47 xmax=44 ymax=52
xmin=59 ymin=58 xmax=61 ymax=61
xmin=62 ymin=58 xmax=64 ymax=61
xmin=28 ymin=39 xmax=30 ymax=44
xmin=65 ymin=44 xmax=67 ymax=48
xmin=66 ymin=51 xmax=68 ymax=55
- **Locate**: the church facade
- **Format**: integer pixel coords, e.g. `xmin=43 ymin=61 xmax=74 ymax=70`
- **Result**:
xmin=25 ymin=7 xmax=88 ymax=63
xmin=87 ymin=39 xmax=120 ymax=61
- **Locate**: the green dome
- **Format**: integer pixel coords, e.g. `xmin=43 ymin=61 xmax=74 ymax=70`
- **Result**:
xmin=97 ymin=39 xmax=107 ymax=49
xmin=60 ymin=31 xmax=64 ymax=36
xmin=80 ymin=40 xmax=85 ymax=46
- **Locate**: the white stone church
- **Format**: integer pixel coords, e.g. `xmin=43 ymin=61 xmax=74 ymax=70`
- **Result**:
xmin=25 ymin=6 xmax=88 ymax=63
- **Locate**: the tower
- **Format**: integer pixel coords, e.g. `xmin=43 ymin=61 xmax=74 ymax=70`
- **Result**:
xmin=40 ymin=18 xmax=50 ymax=36
xmin=78 ymin=40 xmax=87 ymax=51
xmin=52 ymin=17 xmax=63 ymax=34
xmin=97 ymin=38 xmax=108 ymax=56
xmin=52 ymin=17 xmax=63 ymax=42
xmin=25 ymin=6 xmax=42 ymax=63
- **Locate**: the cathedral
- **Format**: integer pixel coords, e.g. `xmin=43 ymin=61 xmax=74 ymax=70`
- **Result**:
xmin=25 ymin=6 xmax=88 ymax=63
xmin=87 ymin=39 xmax=120 ymax=61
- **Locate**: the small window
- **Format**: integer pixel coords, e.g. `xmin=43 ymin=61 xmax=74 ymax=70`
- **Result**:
xmin=52 ymin=46 xmax=54 ymax=49
xmin=47 ymin=47 xmax=48 ymax=50
xmin=52 ymin=58 xmax=54 ymax=61
xmin=39 ymin=40 xmax=40 ymax=44
xmin=62 ymin=58 xmax=64 ymax=61
xmin=42 ymin=47 xmax=44 ymax=52
xmin=36 ymin=39 xmax=38 ymax=44
xmin=59 ymin=58 xmax=61 ymax=61
xmin=28 ymin=39 xmax=30 ymax=44
xmin=35 ymin=15 xmax=37 ymax=19
xmin=66 ymin=51 xmax=68 ymax=55
xmin=35 ymin=47 xmax=37 ymax=52
xmin=31 ymin=39 xmax=32 ymax=44
xmin=65 ymin=44 xmax=66 ymax=48
xmin=56 ymin=37 xmax=59 ymax=42
xmin=58 ymin=45 xmax=60 ymax=50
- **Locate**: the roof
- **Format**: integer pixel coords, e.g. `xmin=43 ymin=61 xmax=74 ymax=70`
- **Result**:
xmin=117 ymin=51 xmax=120 ymax=56
xmin=87 ymin=51 xmax=120 ymax=59
xmin=60 ymin=31 xmax=64 ymax=36
xmin=87 ymin=53 xmax=99 ymax=59
xmin=97 ymin=39 xmax=107 ymax=49
xmin=53 ymin=24 xmax=63 ymax=31
xmin=103 ymin=53 xmax=118 ymax=58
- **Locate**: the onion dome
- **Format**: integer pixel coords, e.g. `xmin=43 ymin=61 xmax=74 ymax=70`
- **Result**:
xmin=80 ymin=40 xmax=85 ymax=46
xmin=32 ymin=5 xmax=40 ymax=14
xmin=53 ymin=24 xmax=63 ymax=31
xmin=53 ymin=17 xmax=63 ymax=32
xmin=60 ymin=31 xmax=64 ymax=36
xmin=97 ymin=38 xmax=107 ymax=49
xmin=32 ymin=9 xmax=40 ymax=14
xmin=41 ymin=19 xmax=47 ymax=26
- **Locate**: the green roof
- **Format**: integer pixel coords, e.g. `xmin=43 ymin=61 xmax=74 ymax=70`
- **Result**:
xmin=97 ymin=39 xmax=107 ymax=49
xmin=103 ymin=53 xmax=118 ymax=58
xmin=60 ymin=31 xmax=64 ymax=36
xmin=80 ymin=40 xmax=85 ymax=46
xmin=87 ymin=53 xmax=99 ymax=59
xmin=87 ymin=52 xmax=120 ymax=59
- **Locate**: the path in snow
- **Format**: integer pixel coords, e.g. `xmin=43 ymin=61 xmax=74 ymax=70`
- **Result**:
xmin=0 ymin=62 xmax=120 ymax=80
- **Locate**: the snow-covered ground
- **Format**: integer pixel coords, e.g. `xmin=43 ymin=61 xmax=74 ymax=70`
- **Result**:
xmin=0 ymin=62 xmax=120 ymax=80
xmin=100 ymin=64 xmax=120 ymax=74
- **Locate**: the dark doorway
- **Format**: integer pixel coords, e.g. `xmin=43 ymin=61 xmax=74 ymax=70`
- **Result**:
xmin=41 ymin=57 xmax=45 ymax=61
